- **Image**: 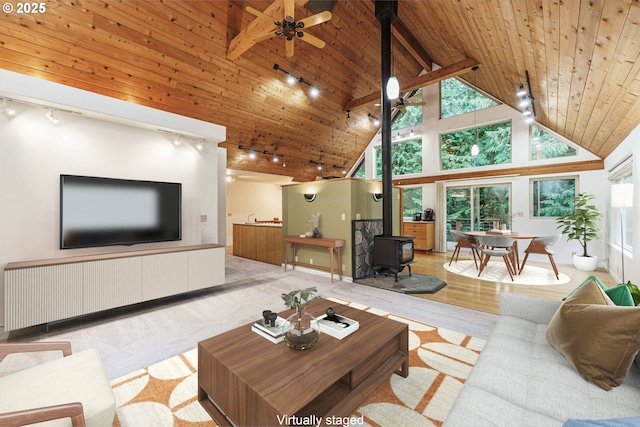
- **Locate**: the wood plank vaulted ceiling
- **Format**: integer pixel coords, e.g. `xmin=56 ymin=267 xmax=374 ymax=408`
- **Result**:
xmin=1 ymin=0 xmax=639 ymax=183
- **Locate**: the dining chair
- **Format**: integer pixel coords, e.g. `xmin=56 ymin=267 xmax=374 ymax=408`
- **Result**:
xmin=476 ymin=235 xmax=517 ymax=281
xmin=449 ymin=230 xmax=480 ymax=268
xmin=519 ymin=234 xmax=561 ymax=280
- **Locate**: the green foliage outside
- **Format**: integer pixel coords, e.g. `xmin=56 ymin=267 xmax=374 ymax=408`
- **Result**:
xmin=374 ymin=138 xmax=423 ymax=177
xmin=531 ymin=125 xmax=576 ymax=160
xmin=353 ymin=160 xmax=365 ymax=178
xmin=441 ymin=78 xmax=498 ymax=119
xmin=403 ymin=187 xmax=422 ymax=217
xmin=441 ymin=121 xmax=512 ymax=170
xmin=445 ymin=185 xmax=511 ymax=239
xmin=532 ymin=178 xmax=575 ymax=217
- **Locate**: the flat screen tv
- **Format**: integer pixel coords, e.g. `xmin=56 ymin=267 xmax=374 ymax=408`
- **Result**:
xmin=60 ymin=175 xmax=182 ymax=249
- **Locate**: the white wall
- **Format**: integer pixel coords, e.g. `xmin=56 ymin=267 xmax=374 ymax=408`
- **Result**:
xmin=226 ymin=180 xmax=283 ymax=245
xmin=0 ymin=72 xmax=227 ymax=327
xmin=359 ymin=76 xmax=607 ymax=265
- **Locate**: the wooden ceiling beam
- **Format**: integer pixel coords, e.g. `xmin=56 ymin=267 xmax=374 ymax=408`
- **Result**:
xmin=343 ymin=57 xmax=480 ymax=111
xmin=227 ymin=1 xmax=284 ymax=61
xmin=392 ymin=160 xmax=604 ymax=186
xmin=392 ymin=19 xmax=433 ymax=72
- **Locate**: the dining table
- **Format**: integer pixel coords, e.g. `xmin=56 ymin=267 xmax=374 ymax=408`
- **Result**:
xmin=465 ymin=231 xmax=539 ymax=272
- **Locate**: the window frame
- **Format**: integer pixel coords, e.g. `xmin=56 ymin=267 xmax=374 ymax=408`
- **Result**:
xmin=529 ymin=176 xmax=578 ymax=219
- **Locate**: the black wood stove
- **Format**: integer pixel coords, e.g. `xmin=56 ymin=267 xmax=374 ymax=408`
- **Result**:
xmin=373 ymin=235 xmax=415 ymax=282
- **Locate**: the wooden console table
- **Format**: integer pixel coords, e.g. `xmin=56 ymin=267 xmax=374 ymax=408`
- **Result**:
xmin=283 ymin=236 xmax=346 ymax=282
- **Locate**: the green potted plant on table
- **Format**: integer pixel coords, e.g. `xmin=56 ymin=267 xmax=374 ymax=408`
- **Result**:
xmin=555 ymin=193 xmax=602 ymax=271
xmin=281 ymin=287 xmax=320 ymax=350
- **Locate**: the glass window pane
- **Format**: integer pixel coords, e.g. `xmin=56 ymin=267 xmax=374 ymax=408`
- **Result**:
xmin=403 ymin=187 xmax=422 ymax=218
xmin=353 ymin=159 xmax=365 ymax=179
xmin=375 ymin=138 xmax=423 ymax=178
xmin=441 ymin=121 xmax=512 ymax=170
xmin=440 ymin=78 xmax=499 ymax=119
xmin=530 ymin=124 xmax=577 ymax=160
xmin=531 ymin=178 xmax=576 ymax=217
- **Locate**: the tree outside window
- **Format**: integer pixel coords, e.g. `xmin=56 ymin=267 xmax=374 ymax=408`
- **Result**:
xmin=531 ymin=124 xmax=576 ymax=160
xmin=441 ymin=121 xmax=512 ymax=170
xmin=531 ymin=177 xmax=576 ymax=217
xmin=403 ymin=187 xmax=422 ymax=218
xmin=375 ymin=138 xmax=423 ymax=178
xmin=441 ymin=78 xmax=498 ymax=119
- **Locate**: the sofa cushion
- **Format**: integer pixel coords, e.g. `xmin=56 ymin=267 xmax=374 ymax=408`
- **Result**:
xmin=0 ymin=348 xmax=116 ymax=427
xmin=565 ymin=276 xmax=635 ymax=306
xmin=546 ymin=280 xmax=640 ymax=390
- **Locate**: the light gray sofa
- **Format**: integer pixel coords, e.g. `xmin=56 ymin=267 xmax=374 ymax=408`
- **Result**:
xmin=443 ymin=293 xmax=640 ymax=426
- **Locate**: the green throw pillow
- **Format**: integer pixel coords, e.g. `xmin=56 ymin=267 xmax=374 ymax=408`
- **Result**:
xmin=564 ymin=275 xmax=634 ymax=306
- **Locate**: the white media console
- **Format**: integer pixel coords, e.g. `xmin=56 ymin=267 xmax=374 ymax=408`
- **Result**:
xmin=4 ymin=244 xmax=225 ymax=331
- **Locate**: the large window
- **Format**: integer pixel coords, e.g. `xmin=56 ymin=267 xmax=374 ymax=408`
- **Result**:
xmin=353 ymin=158 xmax=365 ymax=179
xmin=441 ymin=121 xmax=512 ymax=170
xmin=403 ymin=187 xmax=422 ymax=218
xmin=374 ymin=138 xmax=422 ymax=178
xmin=530 ymin=124 xmax=577 ymax=160
xmin=446 ymin=184 xmax=511 ymax=239
xmin=611 ymin=174 xmax=633 ymax=251
xmin=531 ymin=177 xmax=576 ymax=217
xmin=440 ymin=78 xmax=498 ymax=119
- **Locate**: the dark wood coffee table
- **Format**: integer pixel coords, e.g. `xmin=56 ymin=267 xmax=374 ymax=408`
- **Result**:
xmin=198 ymin=298 xmax=408 ymax=426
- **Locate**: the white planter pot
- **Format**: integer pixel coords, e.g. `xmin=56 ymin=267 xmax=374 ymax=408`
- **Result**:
xmin=573 ymin=254 xmax=598 ymax=271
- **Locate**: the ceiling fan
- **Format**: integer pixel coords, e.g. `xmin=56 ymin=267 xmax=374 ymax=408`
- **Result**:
xmin=375 ymin=92 xmax=426 ymax=114
xmin=247 ymin=0 xmax=332 ymax=57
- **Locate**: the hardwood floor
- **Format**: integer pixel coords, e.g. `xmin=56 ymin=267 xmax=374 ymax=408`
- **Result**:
xmin=409 ymin=250 xmax=617 ymax=315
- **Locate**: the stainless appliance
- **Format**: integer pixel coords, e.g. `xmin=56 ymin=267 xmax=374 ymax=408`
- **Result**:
xmin=413 ymin=212 xmax=422 ymax=221
xmin=424 ymin=208 xmax=434 ymax=221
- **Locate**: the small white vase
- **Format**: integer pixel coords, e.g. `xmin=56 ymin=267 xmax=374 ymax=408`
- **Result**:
xmin=573 ymin=254 xmax=598 ymax=271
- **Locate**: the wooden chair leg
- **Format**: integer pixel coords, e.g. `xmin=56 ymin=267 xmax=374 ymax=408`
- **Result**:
xmin=503 ymin=255 xmax=515 ymax=281
xmin=548 ymin=255 xmax=560 ymax=280
xmin=519 ymin=252 xmax=530 ymax=274
xmin=449 ymin=246 xmax=460 ymax=266
xmin=478 ymin=254 xmax=491 ymax=277
xmin=471 ymin=247 xmax=479 ymax=269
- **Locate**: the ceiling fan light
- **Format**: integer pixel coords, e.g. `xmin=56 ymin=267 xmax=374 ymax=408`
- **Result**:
xmin=386 ymin=76 xmax=400 ymax=100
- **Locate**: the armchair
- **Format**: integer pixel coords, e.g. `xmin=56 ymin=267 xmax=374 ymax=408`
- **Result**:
xmin=0 ymin=341 xmax=115 ymax=427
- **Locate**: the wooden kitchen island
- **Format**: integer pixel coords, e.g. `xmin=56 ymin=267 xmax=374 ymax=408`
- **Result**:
xmin=232 ymin=223 xmax=283 ymax=266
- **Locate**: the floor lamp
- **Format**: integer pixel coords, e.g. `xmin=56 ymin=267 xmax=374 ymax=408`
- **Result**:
xmin=611 ymin=183 xmax=633 ymax=283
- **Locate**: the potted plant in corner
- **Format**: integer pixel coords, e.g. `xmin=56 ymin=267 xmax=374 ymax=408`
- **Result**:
xmin=555 ymin=193 xmax=602 ymax=271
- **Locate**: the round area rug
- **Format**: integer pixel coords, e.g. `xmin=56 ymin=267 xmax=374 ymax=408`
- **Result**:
xmin=443 ymin=261 xmax=570 ymax=285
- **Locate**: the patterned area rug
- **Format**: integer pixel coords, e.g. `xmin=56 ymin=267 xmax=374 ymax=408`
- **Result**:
xmin=443 ymin=260 xmax=570 ymax=285
xmin=111 ymin=297 xmax=485 ymax=427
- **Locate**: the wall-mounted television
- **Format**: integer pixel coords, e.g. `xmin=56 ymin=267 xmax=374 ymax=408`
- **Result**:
xmin=60 ymin=175 xmax=182 ymax=249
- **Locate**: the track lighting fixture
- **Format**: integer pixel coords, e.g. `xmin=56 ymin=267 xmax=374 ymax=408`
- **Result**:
xmin=45 ymin=109 xmax=59 ymax=124
xmin=368 ymin=113 xmax=381 ymax=127
xmin=0 ymin=98 xmax=16 ymax=117
xmin=173 ymin=134 xmax=184 ymax=146
xmin=273 ymin=64 xmax=320 ymax=97
xmin=516 ymin=70 xmax=536 ymax=121
xmin=237 ymin=145 xmax=284 ymax=163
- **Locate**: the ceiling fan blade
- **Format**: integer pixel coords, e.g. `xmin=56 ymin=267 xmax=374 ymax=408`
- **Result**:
xmin=254 ymin=32 xmax=277 ymax=43
xmin=286 ymin=38 xmax=295 ymax=57
xmin=284 ymin=0 xmax=295 ymax=21
xmin=298 ymin=32 xmax=326 ymax=49
xmin=298 ymin=11 xmax=332 ymax=28
xmin=246 ymin=6 xmax=275 ymax=23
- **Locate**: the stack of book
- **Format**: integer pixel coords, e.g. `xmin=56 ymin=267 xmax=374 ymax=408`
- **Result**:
xmin=251 ymin=317 xmax=289 ymax=344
